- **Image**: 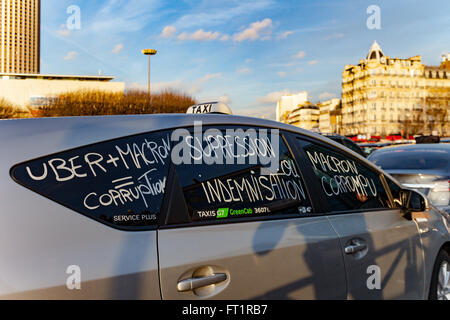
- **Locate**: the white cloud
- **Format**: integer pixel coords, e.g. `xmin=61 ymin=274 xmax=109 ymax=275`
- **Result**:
xmin=324 ymin=33 xmax=344 ymax=40
xmin=57 ymin=24 xmax=71 ymax=37
xmin=294 ymin=51 xmax=306 ymax=59
xmin=173 ymin=0 xmax=273 ymax=29
xmin=91 ymin=0 xmax=161 ymax=34
xmin=126 ymin=73 xmax=222 ymax=96
xmin=268 ymin=61 xmax=296 ymax=68
xmin=235 ymin=105 xmax=276 ymax=120
xmin=236 ymin=67 xmax=251 ymax=74
xmin=277 ymin=31 xmax=293 ymax=40
xmin=189 ymin=73 xmax=222 ymax=95
xmin=190 ymin=29 xmax=220 ymax=41
xmin=318 ymin=92 xmax=336 ymax=100
xmin=220 ymin=34 xmax=230 ymax=41
xmin=233 ymin=18 xmax=273 ymax=42
xmin=126 ymin=82 xmax=147 ymax=91
xmin=177 ymin=29 xmax=220 ymax=41
xmin=309 ymin=60 xmax=319 ymax=65
xmin=257 ymin=90 xmax=291 ymax=104
xmin=64 ymin=51 xmax=78 ymax=61
xmin=112 ymin=43 xmax=124 ymax=54
xmin=127 ymin=80 xmax=196 ymax=94
xmin=177 ymin=32 xmax=188 ymax=41
xmin=218 ymin=94 xmax=231 ymax=105
xmin=199 ymin=73 xmax=223 ymax=82
xmin=277 ymin=71 xmax=286 ymax=78
xmin=160 ymin=26 xmax=177 ymax=39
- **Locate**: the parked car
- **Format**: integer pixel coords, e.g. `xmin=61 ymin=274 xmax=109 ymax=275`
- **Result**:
xmin=0 ymin=103 xmax=449 ymax=300
xmin=321 ymin=133 xmax=367 ymax=158
xmin=369 ymin=144 xmax=450 ymax=214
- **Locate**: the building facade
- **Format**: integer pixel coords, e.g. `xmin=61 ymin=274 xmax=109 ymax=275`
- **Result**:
xmin=342 ymin=41 xmax=450 ymax=137
xmin=276 ymin=91 xmax=308 ymax=122
xmin=286 ymin=103 xmax=319 ymax=131
xmin=318 ymin=98 xmax=341 ymax=134
xmin=0 ymin=73 xmax=125 ymax=110
xmin=0 ymin=0 xmax=40 ymax=74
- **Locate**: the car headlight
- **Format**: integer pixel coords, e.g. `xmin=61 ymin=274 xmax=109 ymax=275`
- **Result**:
xmin=428 ymin=180 xmax=450 ymax=207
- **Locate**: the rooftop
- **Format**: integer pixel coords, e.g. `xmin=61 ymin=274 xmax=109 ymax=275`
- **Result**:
xmin=366 ymin=40 xmax=385 ymax=61
xmin=0 ymin=73 xmax=115 ymax=81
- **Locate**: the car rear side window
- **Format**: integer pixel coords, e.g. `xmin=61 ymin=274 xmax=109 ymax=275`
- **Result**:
xmin=298 ymin=139 xmax=391 ymax=212
xmin=173 ymin=126 xmax=313 ymax=222
xmin=10 ymin=130 xmax=172 ymax=230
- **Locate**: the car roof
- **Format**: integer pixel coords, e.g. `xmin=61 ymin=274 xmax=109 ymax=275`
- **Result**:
xmin=376 ymin=143 xmax=415 ymax=149
xmin=0 ymin=113 xmax=342 ymax=151
xmin=0 ymin=114 xmax=389 ymax=183
xmin=368 ymin=143 xmax=450 ymax=160
xmin=370 ymin=143 xmax=450 ymax=154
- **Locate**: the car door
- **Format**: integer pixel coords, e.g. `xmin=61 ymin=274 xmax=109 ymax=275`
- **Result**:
xmin=157 ymin=125 xmax=347 ymax=299
xmin=295 ymin=136 xmax=425 ymax=299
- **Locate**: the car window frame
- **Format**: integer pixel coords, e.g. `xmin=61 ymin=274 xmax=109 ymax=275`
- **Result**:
xmin=293 ymin=134 xmax=400 ymax=216
xmin=10 ymin=127 xmax=176 ymax=232
xmin=158 ymin=125 xmax=320 ymax=230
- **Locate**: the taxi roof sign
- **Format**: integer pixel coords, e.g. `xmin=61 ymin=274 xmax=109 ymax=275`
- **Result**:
xmin=186 ymin=102 xmax=233 ymax=115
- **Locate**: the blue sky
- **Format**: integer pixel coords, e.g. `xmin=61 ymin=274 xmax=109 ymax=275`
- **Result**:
xmin=41 ymin=0 xmax=450 ymax=119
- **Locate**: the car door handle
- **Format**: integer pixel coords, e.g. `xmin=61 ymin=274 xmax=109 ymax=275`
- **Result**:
xmin=344 ymin=242 xmax=367 ymax=254
xmin=177 ymin=273 xmax=228 ymax=292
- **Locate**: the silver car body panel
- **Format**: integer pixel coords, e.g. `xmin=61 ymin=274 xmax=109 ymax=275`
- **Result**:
xmin=159 ymin=217 xmax=346 ymax=300
xmin=413 ymin=206 xmax=450 ymax=299
xmin=327 ymin=210 xmax=425 ymax=299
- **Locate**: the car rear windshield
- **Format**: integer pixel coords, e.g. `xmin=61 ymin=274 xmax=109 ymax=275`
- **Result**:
xmin=370 ymin=148 xmax=450 ymax=170
xmin=10 ymin=129 xmax=172 ymax=230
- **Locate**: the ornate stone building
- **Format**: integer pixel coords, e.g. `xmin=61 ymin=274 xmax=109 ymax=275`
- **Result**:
xmin=341 ymin=41 xmax=450 ymax=137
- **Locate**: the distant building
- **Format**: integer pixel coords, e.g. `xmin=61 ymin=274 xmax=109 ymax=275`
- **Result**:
xmin=287 ymin=102 xmax=320 ymax=131
xmin=318 ymin=98 xmax=341 ymax=134
xmin=276 ymin=91 xmax=308 ymax=122
xmin=342 ymin=41 xmax=450 ymax=137
xmin=0 ymin=73 xmax=125 ymax=109
xmin=0 ymin=1 xmax=126 ymax=113
xmin=0 ymin=0 xmax=40 ymax=74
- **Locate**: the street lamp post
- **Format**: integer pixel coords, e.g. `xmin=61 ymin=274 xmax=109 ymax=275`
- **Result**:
xmin=142 ymin=49 xmax=157 ymax=97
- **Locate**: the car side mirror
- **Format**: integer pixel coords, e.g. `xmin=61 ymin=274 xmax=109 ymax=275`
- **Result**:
xmin=400 ymin=189 xmax=430 ymax=213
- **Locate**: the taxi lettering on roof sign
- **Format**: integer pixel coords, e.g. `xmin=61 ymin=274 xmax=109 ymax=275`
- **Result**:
xmin=186 ymin=102 xmax=233 ymax=115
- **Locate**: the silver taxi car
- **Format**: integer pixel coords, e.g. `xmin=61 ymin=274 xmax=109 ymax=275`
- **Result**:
xmin=0 ymin=103 xmax=449 ymax=300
